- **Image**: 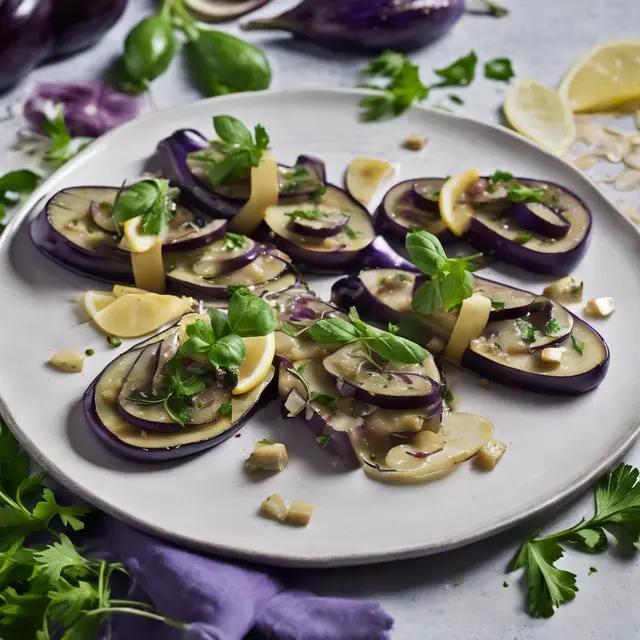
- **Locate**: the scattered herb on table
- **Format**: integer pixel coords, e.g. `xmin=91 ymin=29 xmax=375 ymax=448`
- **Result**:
xmin=448 ymin=94 xmax=465 ymax=105
xmin=42 ymin=106 xmax=93 ymax=168
xmin=433 ymin=51 xmax=478 ymax=88
xmin=406 ymin=228 xmax=480 ymax=313
xmin=484 ymin=58 xmax=515 ymax=82
xmin=0 ymin=169 xmax=42 ymax=232
xmin=207 ymin=115 xmax=270 ymax=186
xmin=509 ymin=464 xmax=640 ymax=618
xmin=0 ymin=421 xmax=187 ymax=637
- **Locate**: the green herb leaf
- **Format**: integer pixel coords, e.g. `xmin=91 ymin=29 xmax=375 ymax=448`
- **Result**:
xmin=33 ymin=535 xmax=89 ymax=583
xmin=441 ymin=388 xmax=454 ymax=408
xmin=221 ymin=232 xmax=246 ymax=251
xmin=309 ymin=393 xmax=339 ymax=413
xmin=490 ymin=300 xmax=505 ymax=310
xmin=448 ymin=94 xmax=464 ymax=105
xmin=227 ymin=287 xmax=276 ymax=337
xmin=32 ymin=489 xmax=91 ymax=532
xmin=41 ymin=106 xmax=92 ymax=168
xmin=364 ymin=325 xmax=428 ymax=365
xmin=213 ymin=115 xmax=253 ymax=146
xmin=405 ymin=229 xmax=447 ymax=276
xmin=411 ymin=279 xmax=442 ymax=315
xmin=388 ymin=322 xmax=399 ymax=335
xmin=433 ymin=51 xmax=478 ymax=88
xmin=207 ymin=334 xmax=246 ymax=368
xmin=362 ymin=51 xmax=407 ymax=77
xmin=316 ymin=433 xmax=331 ymax=449
xmin=0 ymin=170 xmax=41 ymax=206
xmin=306 ymin=318 xmax=360 ymax=344
xmin=344 ymin=226 xmax=360 ymax=239
xmin=515 ymin=318 xmax=543 ymax=342
xmin=484 ymin=58 xmax=515 ymax=82
xmin=489 ymin=170 xmax=513 ymax=184
xmin=543 ymin=318 xmax=564 ymax=336
xmin=508 ymin=183 xmax=546 ymax=203
xmin=484 ymin=0 xmax=509 ymax=16
xmin=440 ymin=262 xmax=474 ymax=312
xmin=284 ymin=209 xmax=325 ymax=221
xmin=279 ymin=323 xmax=298 ymax=338
xmin=571 ymin=334 xmax=585 ymax=355
xmin=218 ymin=397 xmax=232 ymax=417
xmin=514 ymin=230 xmax=533 ymax=245
xmin=112 ymin=179 xmax=173 ymax=236
xmin=207 ymin=308 xmax=229 ymax=341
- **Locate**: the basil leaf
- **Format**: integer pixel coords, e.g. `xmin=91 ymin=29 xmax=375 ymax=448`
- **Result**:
xmin=179 ymin=336 xmax=210 ymax=356
xmin=254 ymin=124 xmax=270 ymax=152
xmin=433 ymin=51 xmax=478 ymax=88
xmin=484 ymin=58 xmax=515 ymax=82
xmin=218 ymin=397 xmax=232 ymax=417
xmin=489 ymin=170 xmax=513 ymax=184
xmin=440 ymin=265 xmax=474 ymax=312
xmin=186 ymin=319 xmax=215 ymax=345
xmin=364 ymin=326 xmax=428 ymax=365
xmin=306 ymin=318 xmax=360 ymax=344
xmin=208 ymin=334 xmax=246 ymax=368
xmin=0 ymin=170 xmax=41 ymax=203
xmin=214 ymin=115 xmax=253 ymax=146
xmin=227 ymin=289 xmax=276 ymax=337
xmin=406 ymin=229 xmax=447 ymax=276
xmin=207 ymin=308 xmax=229 ymax=340
xmin=112 ymin=180 xmax=163 ymax=224
xmin=185 ymin=29 xmax=271 ymax=97
xmin=209 ymin=148 xmax=251 ymax=186
xmin=412 ymin=279 xmax=442 ymax=315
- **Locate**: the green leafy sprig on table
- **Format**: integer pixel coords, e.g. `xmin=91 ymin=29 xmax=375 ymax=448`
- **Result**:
xmin=0 ymin=170 xmax=42 ymax=233
xmin=358 ymin=51 xmax=515 ymax=121
xmin=113 ymin=0 xmax=271 ymax=98
xmin=129 ymin=286 xmax=275 ymax=425
xmin=111 ymin=178 xmax=176 ymax=235
xmin=286 ymin=306 xmax=428 ymax=366
xmin=206 ymin=116 xmax=270 ymax=186
xmin=406 ymin=228 xmax=480 ymax=314
xmin=510 ymin=464 xmax=640 ymax=618
xmin=0 ymin=422 xmax=186 ymax=638
xmin=41 ymin=106 xmax=93 ymax=169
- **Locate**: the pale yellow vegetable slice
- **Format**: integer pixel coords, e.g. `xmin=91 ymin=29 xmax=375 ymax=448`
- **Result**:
xmin=558 ymin=39 xmax=640 ymax=112
xmin=446 ymin=294 xmax=491 ymax=363
xmin=123 ymin=216 xmax=157 ymax=253
xmin=83 ymin=291 xmax=116 ymax=320
xmin=112 ymin=285 xmax=149 ymax=297
xmin=229 ymin=153 xmax=279 ymax=235
xmin=345 ymin=157 xmax=394 ymax=205
xmin=131 ymin=237 xmax=166 ymax=294
xmin=503 ymin=79 xmax=576 ymax=155
xmin=90 ymin=292 xmax=194 ymax=338
xmin=439 ymin=168 xmax=480 ymax=236
xmin=234 ymin=332 xmax=276 ymax=395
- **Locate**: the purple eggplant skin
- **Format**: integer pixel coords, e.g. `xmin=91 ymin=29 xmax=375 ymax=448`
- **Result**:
xmin=356 ymin=236 xmax=419 ymax=272
xmin=49 ymin=0 xmax=128 ymax=59
xmin=242 ymin=0 xmax=465 ymax=52
xmin=0 ymin=0 xmax=55 ymax=92
xmin=332 ymin=273 xmax=400 ymax=325
xmin=509 ymin=201 xmax=570 ymax=240
xmin=156 ymin=129 xmax=244 ymax=220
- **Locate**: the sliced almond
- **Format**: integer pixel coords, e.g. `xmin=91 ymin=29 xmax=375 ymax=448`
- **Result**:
xmin=595 ymin=137 xmax=632 ymax=163
xmin=616 ymin=199 xmax=640 ymax=223
xmin=623 ymin=153 xmax=640 ymax=170
xmin=614 ymin=169 xmax=640 ymax=190
xmin=575 ymin=119 xmax=606 ymax=145
xmin=572 ymin=155 xmax=600 ymax=171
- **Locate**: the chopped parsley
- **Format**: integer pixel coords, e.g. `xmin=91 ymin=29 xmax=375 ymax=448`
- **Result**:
xmin=258 ymin=438 xmax=276 ymax=446
xmin=217 ymin=397 xmax=232 ymax=417
xmin=316 ymin=433 xmax=331 ymax=448
xmin=309 ymin=393 xmax=339 ymax=413
xmin=484 ymin=58 xmax=515 ymax=82
xmin=488 ymin=170 xmax=513 ymax=185
xmin=448 ymin=94 xmax=465 ymax=105
xmin=344 ymin=226 xmax=361 ymax=239
xmin=352 ymin=408 xmax=363 ymax=418
xmin=490 ymin=300 xmax=505 ymax=310
xmin=515 ymin=318 xmax=543 ymax=342
xmin=441 ymin=388 xmax=454 ymax=408
xmin=284 ymin=209 xmax=325 ymax=221
xmin=543 ymin=318 xmax=564 ymax=336
xmin=279 ymin=323 xmax=298 ymax=337
xmin=396 ymin=273 xmax=411 ymax=282
xmin=514 ymin=231 xmax=533 ymax=245
xmin=571 ymin=334 xmax=585 ymax=355
xmin=221 ymin=232 xmax=246 ymax=251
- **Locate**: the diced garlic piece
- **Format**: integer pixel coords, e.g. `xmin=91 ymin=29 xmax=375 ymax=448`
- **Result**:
xmin=404 ymin=135 xmax=428 ymax=151
xmin=286 ymin=501 xmax=314 ymax=526
xmin=261 ymin=494 xmax=289 ymax=522
xmin=49 ymin=349 xmax=86 ymax=373
xmin=585 ymin=297 xmax=615 ymax=318
xmin=244 ymin=442 xmax=288 ymax=474
xmin=474 ymin=438 xmax=507 ymax=471
xmin=541 ymin=348 xmax=562 ymax=366
xmin=542 ymin=276 xmax=583 ymax=304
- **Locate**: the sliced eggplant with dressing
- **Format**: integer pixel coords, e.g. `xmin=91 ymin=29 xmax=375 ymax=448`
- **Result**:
xmin=30 ymin=186 xmax=228 ymax=283
xmin=264 ymin=185 xmax=376 ymax=271
xmin=331 ymin=268 xmax=610 ymax=394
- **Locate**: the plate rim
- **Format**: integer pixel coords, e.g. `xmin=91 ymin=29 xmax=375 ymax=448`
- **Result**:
xmin=1 ymin=87 xmax=639 ymax=568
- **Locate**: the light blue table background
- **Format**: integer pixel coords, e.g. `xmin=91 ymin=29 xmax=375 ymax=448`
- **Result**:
xmin=1 ymin=1 xmax=639 ymax=638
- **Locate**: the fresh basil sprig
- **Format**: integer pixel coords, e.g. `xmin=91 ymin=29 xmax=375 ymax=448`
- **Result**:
xmin=208 ymin=116 xmax=270 ymax=186
xmin=406 ymin=229 xmax=479 ymax=314
xmin=0 ymin=169 xmax=41 ymax=231
xmin=484 ymin=57 xmax=515 ymax=82
xmin=301 ymin=306 xmax=428 ymax=366
xmin=112 ymin=178 xmax=176 ymax=235
xmin=433 ymin=51 xmax=478 ymax=88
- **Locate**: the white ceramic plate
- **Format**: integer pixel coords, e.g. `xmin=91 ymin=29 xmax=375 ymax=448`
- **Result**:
xmin=1 ymin=89 xmax=639 ymax=567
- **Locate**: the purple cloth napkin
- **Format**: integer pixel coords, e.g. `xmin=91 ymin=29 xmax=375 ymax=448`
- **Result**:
xmin=90 ymin=515 xmax=394 ymax=640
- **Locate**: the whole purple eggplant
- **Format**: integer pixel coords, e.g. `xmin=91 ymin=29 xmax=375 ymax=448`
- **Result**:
xmin=0 ymin=0 xmax=128 ymax=92
xmin=242 ymin=0 xmax=465 ymax=52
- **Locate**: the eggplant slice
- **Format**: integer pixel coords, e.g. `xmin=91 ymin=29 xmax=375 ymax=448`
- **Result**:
xmin=264 ymin=184 xmax=376 ymax=271
xmin=374 ymin=177 xmax=592 ymax=275
xmin=30 ymin=186 xmax=228 ymax=283
xmin=155 ymin=129 xmax=326 ymax=219
xmin=84 ymin=319 xmax=276 ymax=462
xmin=332 ymin=268 xmax=610 ymax=394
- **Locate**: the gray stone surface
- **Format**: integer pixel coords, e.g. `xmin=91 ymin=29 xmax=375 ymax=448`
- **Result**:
xmin=1 ymin=1 xmax=639 ymax=637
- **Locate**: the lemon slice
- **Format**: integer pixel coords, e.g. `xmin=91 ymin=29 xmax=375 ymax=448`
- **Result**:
xmin=558 ymin=39 xmax=640 ymax=112
xmin=123 ymin=216 xmax=157 ymax=253
xmin=346 ymin=158 xmax=394 ymax=205
xmin=233 ymin=333 xmax=276 ymax=396
xmin=439 ymin=168 xmax=479 ymax=237
xmin=83 ymin=291 xmax=116 ymax=321
xmin=91 ymin=293 xmax=194 ymax=338
xmin=503 ymin=79 xmax=576 ymax=155
xmin=112 ymin=284 xmax=149 ymax=297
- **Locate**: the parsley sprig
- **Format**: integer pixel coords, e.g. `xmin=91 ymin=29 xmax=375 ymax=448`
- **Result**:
xmin=41 ymin=106 xmax=93 ymax=169
xmin=0 ymin=422 xmax=186 ymax=637
xmin=510 ymin=464 xmax=640 ymax=618
xmin=488 ymin=170 xmax=546 ymax=203
xmin=406 ymin=228 xmax=480 ymax=314
xmin=207 ymin=115 xmax=270 ymax=185
xmin=112 ymin=179 xmax=176 ymax=235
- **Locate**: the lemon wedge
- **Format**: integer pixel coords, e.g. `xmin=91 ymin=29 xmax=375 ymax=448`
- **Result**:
xmin=112 ymin=284 xmax=149 ymax=297
xmin=558 ymin=39 xmax=640 ymax=112
xmin=90 ymin=293 xmax=194 ymax=338
xmin=233 ymin=333 xmax=276 ymax=395
xmin=503 ymin=79 xmax=576 ymax=155
xmin=439 ymin=168 xmax=479 ymax=236
xmin=83 ymin=291 xmax=117 ymax=321
xmin=346 ymin=157 xmax=394 ymax=205
xmin=123 ymin=216 xmax=157 ymax=253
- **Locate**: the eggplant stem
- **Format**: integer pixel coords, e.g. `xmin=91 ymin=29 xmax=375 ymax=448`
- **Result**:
xmin=241 ymin=18 xmax=291 ymax=32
